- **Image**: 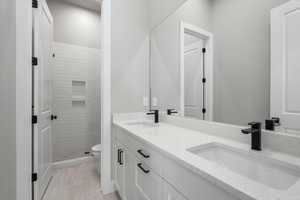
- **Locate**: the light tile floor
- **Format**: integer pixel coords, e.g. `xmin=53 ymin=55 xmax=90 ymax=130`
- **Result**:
xmin=43 ymin=161 xmax=120 ymax=200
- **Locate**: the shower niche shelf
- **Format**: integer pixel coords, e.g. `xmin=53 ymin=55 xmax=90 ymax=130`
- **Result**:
xmin=71 ymin=96 xmax=86 ymax=101
xmin=72 ymin=80 xmax=86 ymax=104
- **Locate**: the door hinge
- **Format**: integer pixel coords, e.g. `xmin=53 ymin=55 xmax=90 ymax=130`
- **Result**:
xmin=32 ymin=115 xmax=38 ymax=124
xmin=32 ymin=0 xmax=38 ymax=8
xmin=202 ymin=108 xmax=206 ymax=114
xmin=32 ymin=173 xmax=38 ymax=182
xmin=32 ymin=57 xmax=38 ymax=66
xmin=202 ymin=78 xmax=206 ymax=83
xmin=202 ymin=48 xmax=206 ymax=53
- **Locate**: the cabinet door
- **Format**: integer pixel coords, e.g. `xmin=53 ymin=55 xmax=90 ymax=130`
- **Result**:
xmin=163 ymin=181 xmax=187 ymax=200
xmin=135 ymin=160 xmax=164 ymax=200
xmin=124 ymin=151 xmax=138 ymax=200
xmin=114 ymin=142 xmax=126 ymax=198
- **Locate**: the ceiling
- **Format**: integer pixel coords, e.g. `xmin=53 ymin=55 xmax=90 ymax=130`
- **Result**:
xmin=61 ymin=0 xmax=102 ymax=12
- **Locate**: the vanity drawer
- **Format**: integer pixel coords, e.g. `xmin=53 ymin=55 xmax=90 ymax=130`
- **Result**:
xmin=135 ymin=160 xmax=164 ymax=200
xmin=162 ymin=156 xmax=239 ymax=200
xmin=130 ymin=137 xmax=164 ymax=175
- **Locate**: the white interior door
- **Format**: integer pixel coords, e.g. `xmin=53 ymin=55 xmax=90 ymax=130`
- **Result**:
xmin=33 ymin=0 xmax=54 ymax=199
xmin=184 ymin=40 xmax=205 ymax=119
xmin=271 ymin=0 xmax=300 ymax=135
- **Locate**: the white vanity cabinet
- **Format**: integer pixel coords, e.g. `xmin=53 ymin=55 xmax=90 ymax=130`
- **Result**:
xmin=135 ymin=161 xmax=164 ymax=200
xmin=113 ymin=139 xmax=164 ymax=200
xmin=123 ymin=149 xmax=138 ymax=200
xmin=113 ymin=125 xmax=239 ymax=200
xmin=163 ymin=181 xmax=187 ymax=200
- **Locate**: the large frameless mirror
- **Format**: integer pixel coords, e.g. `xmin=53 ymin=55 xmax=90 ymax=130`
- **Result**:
xmin=149 ymin=0 xmax=300 ymax=135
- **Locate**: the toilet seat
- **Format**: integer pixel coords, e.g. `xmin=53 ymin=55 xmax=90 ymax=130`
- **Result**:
xmin=92 ymin=144 xmax=102 ymax=153
xmin=91 ymin=144 xmax=101 ymax=158
xmin=91 ymin=144 xmax=102 ymax=176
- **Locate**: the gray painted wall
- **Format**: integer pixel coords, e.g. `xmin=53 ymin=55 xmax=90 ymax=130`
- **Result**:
xmin=151 ymin=0 xmax=213 ymax=111
xmin=150 ymin=0 xmax=187 ymax=29
xmin=111 ymin=0 xmax=150 ymax=113
xmin=0 ymin=0 xmax=16 ymax=199
xmin=110 ymin=0 xmax=191 ymax=114
xmin=212 ymin=0 xmax=290 ymax=125
xmin=47 ymin=0 xmax=102 ymax=49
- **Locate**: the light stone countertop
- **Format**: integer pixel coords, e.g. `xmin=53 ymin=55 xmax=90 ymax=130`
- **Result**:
xmin=113 ymin=118 xmax=300 ymax=200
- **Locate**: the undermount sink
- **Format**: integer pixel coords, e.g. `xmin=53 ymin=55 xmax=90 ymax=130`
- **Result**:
xmin=124 ymin=121 xmax=155 ymax=128
xmin=187 ymin=143 xmax=300 ymax=190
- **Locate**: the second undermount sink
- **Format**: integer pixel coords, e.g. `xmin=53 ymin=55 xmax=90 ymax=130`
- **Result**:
xmin=187 ymin=143 xmax=300 ymax=190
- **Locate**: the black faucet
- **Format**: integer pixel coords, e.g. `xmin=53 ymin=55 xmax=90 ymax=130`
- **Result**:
xmin=147 ymin=110 xmax=159 ymax=123
xmin=265 ymin=117 xmax=280 ymax=131
xmin=167 ymin=109 xmax=178 ymax=115
xmin=241 ymin=122 xmax=262 ymax=151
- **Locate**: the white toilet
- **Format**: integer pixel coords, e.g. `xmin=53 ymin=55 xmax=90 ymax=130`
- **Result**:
xmin=91 ymin=144 xmax=102 ymax=175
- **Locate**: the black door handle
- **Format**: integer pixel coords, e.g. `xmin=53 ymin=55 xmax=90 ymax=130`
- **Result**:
xmin=137 ymin=163 xmax=150 ymax=174
xmin=119 ymin=150 xmax=124 ymax=165
xmin=117 ymin=149 xmax=121 ymax=164
xmin=51 ymin=115 xmax=57 ymax=120
xmin=137 ymin=149 xmax=150 ymax=158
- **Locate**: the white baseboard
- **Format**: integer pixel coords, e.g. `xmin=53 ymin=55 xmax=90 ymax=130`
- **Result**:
xmin=102 ymin=181 xmax=116 ymax=195
xmin=53 ymin=156 xmax=95 ymax=169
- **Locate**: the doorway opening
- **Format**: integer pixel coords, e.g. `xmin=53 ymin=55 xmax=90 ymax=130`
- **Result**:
xmin=31 ymin=0 xmax=115 ymax=199
xmin=180 ymin=22 xmax=214 ymax=121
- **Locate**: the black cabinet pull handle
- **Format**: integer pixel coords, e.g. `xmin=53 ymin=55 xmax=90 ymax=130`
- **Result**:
xmin=137 ymin=149 xmax=150 ymax=158
xmin=119 ymin=150 xmax=124 ymax=165
xmin=117 ymin=149 xmax=121 ymax=164
xmin=137 ymin=163 xmax=150 ymax=174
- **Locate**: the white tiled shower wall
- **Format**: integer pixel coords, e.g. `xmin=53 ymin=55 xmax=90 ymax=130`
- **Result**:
xmin=52 ymin=42 xmax=101 ymax=162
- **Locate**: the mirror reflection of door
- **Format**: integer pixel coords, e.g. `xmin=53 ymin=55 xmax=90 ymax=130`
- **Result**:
xmin=271 ymin=1 xmax=300 ymax=135
xmin=184 ymin=33 xmax=205 ymax=120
